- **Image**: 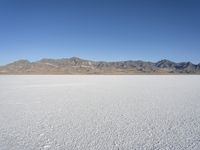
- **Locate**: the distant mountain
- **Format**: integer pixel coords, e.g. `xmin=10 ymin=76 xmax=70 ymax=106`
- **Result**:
xmin=0 ymin=57 xmax=199 ymax=74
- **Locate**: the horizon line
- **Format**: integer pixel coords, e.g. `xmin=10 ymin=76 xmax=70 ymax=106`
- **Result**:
xmin=1 ymin=56 xmax=200 ymax=66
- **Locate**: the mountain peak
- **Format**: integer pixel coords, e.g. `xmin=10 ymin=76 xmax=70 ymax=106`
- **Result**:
xmin=155 ymin=59 xmax=176 ymax=68
xmin=156 ymin=59 xmax=175 ymax=64
xmin=69 ymin=57 xmax=82 ymax=61
xmin=12 ymin=59 xmax=31 ymax=64
xmin=0 ymin=57 xmax=199 ymax=74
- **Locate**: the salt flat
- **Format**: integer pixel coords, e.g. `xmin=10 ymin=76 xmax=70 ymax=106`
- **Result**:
xmin=0 ymin=75 xmax=200 ymax=150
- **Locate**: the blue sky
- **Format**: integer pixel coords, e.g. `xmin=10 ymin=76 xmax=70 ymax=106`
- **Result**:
xmin=0 ymin=0 xmax=200 ymax=65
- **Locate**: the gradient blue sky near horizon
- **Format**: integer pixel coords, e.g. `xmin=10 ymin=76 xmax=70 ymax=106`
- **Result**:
xmin=0 ymin=0 xmax=200 ymax=65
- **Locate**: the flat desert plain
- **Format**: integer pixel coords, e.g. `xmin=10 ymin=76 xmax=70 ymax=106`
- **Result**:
xmin=0 ymin=75 xmax=200 ymax=150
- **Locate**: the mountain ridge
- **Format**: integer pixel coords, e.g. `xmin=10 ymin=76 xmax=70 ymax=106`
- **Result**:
xmin=0 ymin=57 xmax=200 ymax=74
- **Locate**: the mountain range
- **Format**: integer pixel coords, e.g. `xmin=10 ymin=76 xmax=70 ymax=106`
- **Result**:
xmin=0 ymin=57 xmax=200 ymax=74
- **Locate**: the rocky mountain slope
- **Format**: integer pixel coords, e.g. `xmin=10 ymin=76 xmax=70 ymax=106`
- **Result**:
xmin=0 ymin=57 xmax=199 ymax=74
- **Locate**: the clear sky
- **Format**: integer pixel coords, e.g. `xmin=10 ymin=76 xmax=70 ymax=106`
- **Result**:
xmin=0 ymin=0 xmax=200 ymax=65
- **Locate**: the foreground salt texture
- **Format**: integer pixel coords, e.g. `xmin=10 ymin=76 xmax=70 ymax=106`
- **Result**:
xmin=0 ymin=75 xmax=200 ymax=150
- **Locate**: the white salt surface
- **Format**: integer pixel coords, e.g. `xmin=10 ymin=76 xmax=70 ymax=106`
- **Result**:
xmin=0 ymin=75 xmax=200 ymax=150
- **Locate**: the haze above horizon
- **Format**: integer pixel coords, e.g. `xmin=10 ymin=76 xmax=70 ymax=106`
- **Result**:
xmin=0 ymin=0 xmax=200 ymax=65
